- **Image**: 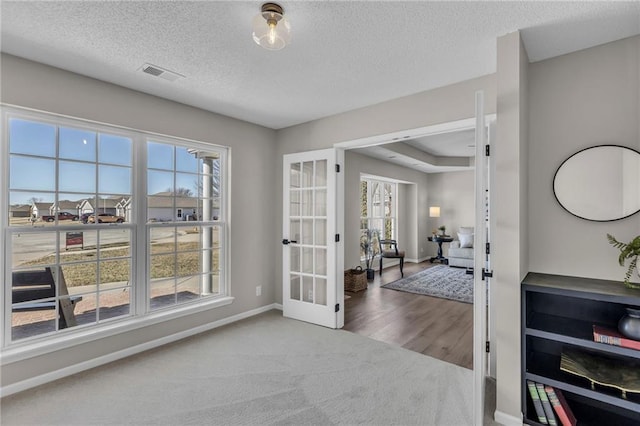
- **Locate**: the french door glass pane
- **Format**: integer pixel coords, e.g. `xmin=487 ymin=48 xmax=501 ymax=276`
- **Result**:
xmin=302 ymin=161 xmax=313 ymax=188
xmin=302 ymin=276 xmax=314 ymax=303
xmin=301 ymin=190 xmax=312 ymax=216
xmin=302 ymin=247 xmax=313 ymax=274
xmin=315 ymin=248 xmax=327 ymax=275
xmin=315 ymin=278 xmax=327 ymax=306
xmin=315 ymin=219 xmax=326 ymax=245
xmin=290 ymin=275 xmax=301 ymax=300
xmin=290 ymin=246 xmax=300 ymax=272
xmin=315 ymin=189 xmax=327 ymax=216
xmin=315 ymin=160 xmax=327 ymax=187
xmin=290 ymin=163 xmax=301 ymax=188
xmin=301 ymin=219 xmax=313 ymax=244
xmin=290 ymin=219 xmax=300 ymax=243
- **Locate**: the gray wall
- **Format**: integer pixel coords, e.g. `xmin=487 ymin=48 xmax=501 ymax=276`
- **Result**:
xmin=528 ymin=35 xmax=640 ymax=280
xmin=426 ymin=170 xmax=475 ymax=257
xmin=1 ymin=54 xmax=278 ymax=387
xmin=343 ymin=151 xmax=429 ymax=269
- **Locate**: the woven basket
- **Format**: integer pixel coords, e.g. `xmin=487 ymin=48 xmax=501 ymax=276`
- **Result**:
xmin=345 ymin=266 xmax=367 ymax=292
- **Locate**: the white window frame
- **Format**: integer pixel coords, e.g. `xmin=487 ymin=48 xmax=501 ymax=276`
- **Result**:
xmin=1 ymin=105 xmax=232 ymax=353
xmin=360 ymin=175 xmax=398 ymax=242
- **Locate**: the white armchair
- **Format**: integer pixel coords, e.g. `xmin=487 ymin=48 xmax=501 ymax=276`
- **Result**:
xmin=447 ymin=227 xmax=474 ymax=268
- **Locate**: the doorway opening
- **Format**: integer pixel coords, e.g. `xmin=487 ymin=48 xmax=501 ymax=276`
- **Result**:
xmin=337 ymin=119 xmax=479 ymax=370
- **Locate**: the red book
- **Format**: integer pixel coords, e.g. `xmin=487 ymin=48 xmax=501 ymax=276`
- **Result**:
xmin=545 ymin=386 xmax=577 ymax=426
xmin=593 ymin=325 xmax=640 ymax=350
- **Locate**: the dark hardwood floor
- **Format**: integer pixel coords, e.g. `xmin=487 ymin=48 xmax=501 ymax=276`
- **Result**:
xmin=343 ymin=261 xmax=473 ymax=370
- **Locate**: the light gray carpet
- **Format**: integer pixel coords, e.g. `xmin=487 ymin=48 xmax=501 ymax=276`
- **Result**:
xmin=1 ymin=310 xmax=475 ymax=425
xmin=382 ymin=265 xmax=473 ymax=303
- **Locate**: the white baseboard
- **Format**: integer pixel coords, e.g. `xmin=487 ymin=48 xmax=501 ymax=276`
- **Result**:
xmin=406 ymin=256 xmax=429 ymax=263
xmin=494 ymin=410 xmax=523 ymax=426
xmin=0 ymin=303 xmax=280 ymax=398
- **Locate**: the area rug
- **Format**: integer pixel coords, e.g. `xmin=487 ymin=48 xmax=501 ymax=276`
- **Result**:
xmin=382 ymin=265 xmax=473 ymax=303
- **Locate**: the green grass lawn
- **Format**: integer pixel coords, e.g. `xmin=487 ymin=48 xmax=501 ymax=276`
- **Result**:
xmin=21 ymin=242 xmax=219 ymax=287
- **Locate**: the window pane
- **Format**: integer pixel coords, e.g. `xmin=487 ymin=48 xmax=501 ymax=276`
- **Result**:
xmin=10 ymin=156 xmax=55 ymax=191
xmin=151 ymin=254 xmax=175 ymax=280
xmin=90 ymin=196 xmax=129 ymax=224
xmin=12 ymin=309 xmax=56 ymax=341
xmin=148 ymin=170 xmax=174 ymax=196
xmin=99 ymin=259 xmax=130 ymax=287
xmin=61 ymin=230 xmax=96 ymax=261
xmin=99 ymin=229 xmax=131 ymax=258
xmin=176 ymin=147 xmax=199 ymax=173
xmin=12 ymin=232 xmax=57 ymax=269
xmin=148 ymin=141 xmax=174 ymax=170
xmin=177 ymin=250 xmax=201 ymax=277
xmin=99 ymin=134 xmax=132 ymax=166
xmin=59 ymin=161 xmax=96 ymax=193
xmin=9 ymin=118 xmax=56 ymax=157
xmin=59 ymin=127 xmax=96 ymax=162
xmin=148 ymin=195 xmax=174 ymax=222
xmin=61 ymin=261 xmax=97 ymax=288
xmin=9 ymin=191 xmax=54 ymax=227
xmin=99 ymin=165 xmax=131 ymax=195
xmin=150 ymin=227 xmax=177 ymax=253
xmin=175 ymin=173 xmax=198 ymax=197
xmin=98 ymin=289 xmax=131 ymax=321
xmin=177 ymin=276 xmax=200 ymax=302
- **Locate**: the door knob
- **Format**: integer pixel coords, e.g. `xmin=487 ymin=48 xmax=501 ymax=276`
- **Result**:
xmin=282 ymin=239 xmax=297 ymax=245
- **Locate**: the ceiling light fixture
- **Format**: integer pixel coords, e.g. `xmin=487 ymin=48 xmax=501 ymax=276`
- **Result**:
xmin=252 ymin=2 xmax=291 ymax=51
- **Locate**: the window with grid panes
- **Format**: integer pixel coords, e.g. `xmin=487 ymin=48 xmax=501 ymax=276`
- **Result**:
xmin=3 ymin=108 xmax=228 ymax=345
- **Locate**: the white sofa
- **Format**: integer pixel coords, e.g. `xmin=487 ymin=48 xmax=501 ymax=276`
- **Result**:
xmin=447 ymin=227 xmax=474 ymax=268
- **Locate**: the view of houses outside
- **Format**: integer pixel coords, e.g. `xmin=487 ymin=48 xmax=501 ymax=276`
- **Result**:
xmin=8 ymin=117 xmax=224 ymax=342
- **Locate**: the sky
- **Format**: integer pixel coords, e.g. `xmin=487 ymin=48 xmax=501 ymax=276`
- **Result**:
xmin=8 ymin=118 xmax=212 ymax=206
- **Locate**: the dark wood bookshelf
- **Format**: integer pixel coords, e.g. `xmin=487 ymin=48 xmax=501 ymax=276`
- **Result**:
xmin=522 ymin=272 xmax=640 ymax=426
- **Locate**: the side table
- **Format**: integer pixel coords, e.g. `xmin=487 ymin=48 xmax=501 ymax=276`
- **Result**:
xmin=428 ymin=236 xmax=453 ymax=264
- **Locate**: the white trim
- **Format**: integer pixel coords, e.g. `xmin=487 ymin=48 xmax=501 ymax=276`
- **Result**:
xmin=493 ymin=410 xmax=524 ymax=426
xmin=334 ymin=117 xmax=478 ymax=150
xmin=273 ymin=303 xmax=283 ymax=311
xmin=1 ymin=296 xmax=234 ymax=365
xmin=0 ymin=302 xmax=279 ymax=398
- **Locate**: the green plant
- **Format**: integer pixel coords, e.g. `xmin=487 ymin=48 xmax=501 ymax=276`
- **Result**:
xmin=607 ymin=234 xmax=640 ymax=289
xmin=438 ymin=225 xmax=446 ymax=235
xmin=360 ymin=228 xmax=380 ymax=270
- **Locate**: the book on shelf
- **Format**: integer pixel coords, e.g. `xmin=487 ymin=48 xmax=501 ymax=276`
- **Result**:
xmin=593 ymin=325 xmax=640 ymax=350
xmin=536 ymin=382 xmax=557 ymax=426
xmin=544 ymin=385 xmax=577 ymax=426
xmin=527 ymin=380 xmax=548 ymax=424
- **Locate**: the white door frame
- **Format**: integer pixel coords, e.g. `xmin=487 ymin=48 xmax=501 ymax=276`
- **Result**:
xmin=334 ymin=110 xmax=496 ymax=426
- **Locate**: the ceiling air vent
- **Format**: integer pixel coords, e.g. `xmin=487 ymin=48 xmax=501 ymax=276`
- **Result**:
xmin=140 ymin=63 xmax=184 ymax=82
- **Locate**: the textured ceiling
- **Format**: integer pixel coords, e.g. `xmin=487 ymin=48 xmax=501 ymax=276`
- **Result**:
xmin=1 ymin=1 xmax=639 ymax=131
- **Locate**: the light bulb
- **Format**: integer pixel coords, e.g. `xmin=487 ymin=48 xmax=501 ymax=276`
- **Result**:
xmin=268 ymin=21 xmax=277 ymax=46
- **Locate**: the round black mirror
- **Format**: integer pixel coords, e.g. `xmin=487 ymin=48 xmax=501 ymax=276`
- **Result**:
xmin=553 ymin=145 xmax=640 ymax=222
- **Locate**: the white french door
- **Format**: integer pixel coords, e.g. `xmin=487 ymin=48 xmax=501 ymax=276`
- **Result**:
xmin=473 ymin=91 xmax=494 ymax=424
xmin=282 ymin=148 xmax=343 ymax=328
